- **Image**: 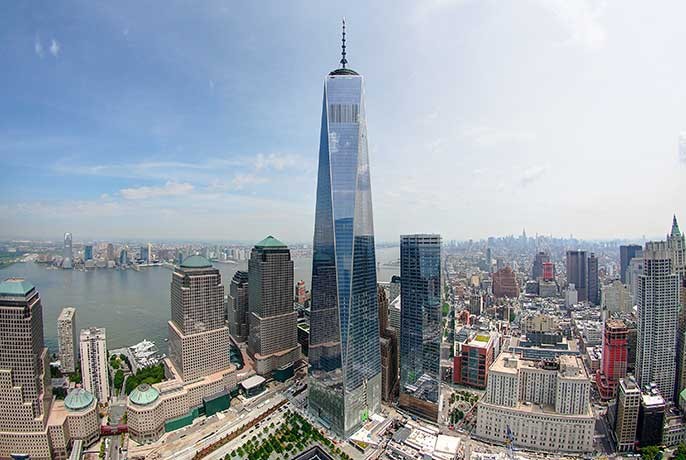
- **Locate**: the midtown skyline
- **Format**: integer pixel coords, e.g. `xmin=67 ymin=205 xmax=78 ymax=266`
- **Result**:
xmin=2 ymin=1 xmax=685 ymax=242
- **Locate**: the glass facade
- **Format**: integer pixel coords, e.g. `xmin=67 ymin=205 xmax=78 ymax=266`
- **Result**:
xmin=399 ymin=234 xmax=442 ymax=420
xmin=308 ymin=69 xmax=381 ymax=437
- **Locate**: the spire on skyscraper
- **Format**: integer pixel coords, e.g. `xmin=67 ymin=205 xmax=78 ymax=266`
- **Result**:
xmin=340 ymin=17 xmax=347 ymax=69
xmin=672 ymin=214 xmax=681 ymax=236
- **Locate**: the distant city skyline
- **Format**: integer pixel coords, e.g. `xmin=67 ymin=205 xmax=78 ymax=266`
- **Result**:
xmin=1 ymin=2 xmax=685 ymax=241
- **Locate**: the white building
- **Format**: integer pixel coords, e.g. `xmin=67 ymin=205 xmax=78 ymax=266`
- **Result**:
xmin=80 ymin=327 xmax=109 ymax=403
xmin=601 ymin=281 xmax=632 ymax=313
xmin=636 ymin=241 xmax=680 ymax=401
xmin=565 ymin=284 xmax=578 ymax=308
xmin=475 ymin=353 xmax=594 ymax=453
xmin=57 ymin=307 xmax=77 ymax=373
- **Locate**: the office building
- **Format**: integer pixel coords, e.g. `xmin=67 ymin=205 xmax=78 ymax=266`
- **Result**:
xmin=637 ymin=388 xmax=666 ymax=447
xmin=399 ymin=234 xmax=442 ymax=421
xmin=476 ymin=353 xmax=594 ymax=453
xmin=532 ymin=251 xmax=550 ymax=280
xmin=57 ymin=307 xmax=77 ymax=373
xmin=127 ymin=255 xmax=237 ymax=444
xmin=468 ymin=293 xmax=483 ymax=316
xmin=636 ymin=241 xmax=680 ymax=401
xmin=542 ymin=261 xmax=555 ymax=281
xmin=295 ymin=280 xmax=308 ymax=305
xmin=119 ymin=248 xmax=128 ymax=266
xmin=588 ymin=252 xmax=599 ymax=305
xmin=168 ymin=255 xmax=229 ymax=381
xmin=613 ymin=377 xmax=641 ymax=452
xmin=62 ymin=232 xmax=73 ymax=269
xmin=389 ymin=275 xmax=401 ymax=302
xmin=595 ymin=319 xmax=628 ymax=399
xmin=84 ymin=244 xmax=93 ymax=261
xmin=566 ymin=250 xmax=588 ymax=302
xmin=492 ymin=266 xmax=519 ymax=299
xmin=308 ymin=25 xmax=382 ymax=437
xmin=106 ymin=243 xmax=115 ymax=261
xmin=378 ymin=285 xmax=398 ymax=402
xmin=668 ymin=215 xmax=686 ymax=281
xmin=140 ymin=245 xmax=148 ymax=263
xmin=620 ymin=244 xmax=643 ymax=284
xmin=453 ymin=332 xmax=496 ymax=389
xmin=601 ymin=280 xmax=632 ymax=313
xmin=247 ymin=236 xmax=300 ymax=376
xmin=227 ymin=270 xmax=249 ymax=343
xmin=79 ymin=327 xmax=109 ymax=403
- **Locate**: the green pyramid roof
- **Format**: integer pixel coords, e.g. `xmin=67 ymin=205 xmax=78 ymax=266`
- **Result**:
xmin=255 ymin=235 xmax=287 ymax=249
xmin=0 ymin=278 xmax=35 ymax=296
xmin=180 ymin=255 xmax=212 ymax=269
xmin=129 ymin=383 xmax=160 ymax=406
xmin=64 ymin=387 xmax=95 ymax=411
xmin=672 ymin=215 xmax=681 ymax=237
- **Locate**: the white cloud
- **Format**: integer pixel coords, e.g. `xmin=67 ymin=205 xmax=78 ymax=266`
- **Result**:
xmin=457 ymin=124 xmax=536 ymax=147
xmin=231 ymin=173 xmax=268 ymax=190
xmin=120 ymin=181 xmax=194 ymax=200
xmin=34 ymin=37 xmax=44 ymax=58
xmin=535 ymin=0 xmax=607 ymax=50
xmin=50 ymin=39 xmax=60 ymax=57
xmin=254 ymin=153 xmax=300 ymax=171
xmin=519 ymin=164 xmax=549 ymax=186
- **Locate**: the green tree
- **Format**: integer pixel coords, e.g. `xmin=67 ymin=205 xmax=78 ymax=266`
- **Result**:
xmin=641 ymin=445 xmax=662 ymax=460
xmin=674 ymin=443 xmax=686 ymax=460
xmin=113 ymin=370 xmax=124 ymax=391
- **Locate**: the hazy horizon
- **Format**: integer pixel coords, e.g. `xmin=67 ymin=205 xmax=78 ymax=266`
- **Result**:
xmin=2 ymin=1 xmax=685 ymax=242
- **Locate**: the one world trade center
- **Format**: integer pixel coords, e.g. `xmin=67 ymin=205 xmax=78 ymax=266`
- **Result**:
xmin=308 ymin=21 xmax=381 ymax=437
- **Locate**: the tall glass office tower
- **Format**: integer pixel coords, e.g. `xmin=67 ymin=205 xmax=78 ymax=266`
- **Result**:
xmin=399 ymin=234 xmax=442 ymax=421
xmin=308 ymin=22 xmax=381 ymax=437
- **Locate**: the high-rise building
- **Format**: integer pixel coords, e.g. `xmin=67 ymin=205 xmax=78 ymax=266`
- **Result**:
xmin=62 ymin=232 xmax=73 ymax=269
xmin=492 ymin=266 xmax=520 ymax=299
xmin=84 ymin=244 xmax=93 ymax=261
xmin=595 ymin=319 xmax=628 ymax=399
xmin=119 ymin=248 xmax=128 ymax=266
xmin=168 ymin=255 xmax=229 ymax=381
xmin=0 ymin=278 xmax=52 ymax=457
xmin=668 ymin=215 xmax=686 ymax=282
xmin=139 ymin=245 xmax=149 ymax=263
xmin=80 ymin=327 xmax=109 ymax=403
xmin=147 ymin=242 xmax=153 ymax=263
xmin=476 ymin=353 xmax=594 ymax=453
xmin=532 ymin=251 xmax=550 ymax=280
xmin=247 ymin=236 xmax=300 ymax=376
xmin=620 ymin=244 xmax=642 ymax=284
xmin=542 ymin=261 xmax=555 ymax=281
xmin=613 ymin=377 xmax=640 ymax=452
xmin=399 ymin=234 xmax=442 ymax=421
xmin=637 ymin=389 xmax=666 ymax=447
xmin=57 ymin=307 xmax=77 ymax=373
xmin=636 ymin=241 xmax=680 ymax=401
xmin=227 ymin=270 xmax=249 ymax=343
xmin=106 ymin=243 xmax=115 ymax=261
xmin=295 ymin=280 xmax=308 ymax=305
xmin=378 ymin=286 xmax=398 ymax=402
xmin=308 ymin=24 xmax=382 ymax=437
xmin=669 ymin=216 xmax=686 ymax=395
xmin=601 ymin=280 xmax=632 ymax=313
xmin=588 ymin=252 xmax=600 ymax=305
xmin=389 ymin=275 xmax=401 ymax=301
xmin=453 ymin=332 xmax=496 ymax=389
xmin=566 ymin=250 xmax=588 ymax=302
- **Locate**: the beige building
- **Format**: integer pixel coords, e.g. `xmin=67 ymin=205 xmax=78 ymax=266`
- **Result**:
xmin=80 ymin=327 xmax=109 ymax=402
xmin=57 ymin=307 xmax=78 ymax=373
xmin=247 ymin=237 xmax=300 ymax=376
xmin=127 ymin=256 xmax=238 ymax=444
xmin=475 ymin=353 xmax=594 ymax=454
xmin=614 ymin=377 xmax=640 ymax=451
xmin=601 ymin=281 xmax=632 ymax=313
xmin=522 ymin=313 xmax=557 ymax=334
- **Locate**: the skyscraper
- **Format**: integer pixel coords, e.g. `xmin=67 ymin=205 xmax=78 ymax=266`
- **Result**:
xmin=588 ymin=252 xmax=599 ymax=305
xmin=566 ymin=250 xmax=588 ymax=302
xmin=80 ymin=327 xmax=109 ymax=402
xmin=308 ymin=22 xmax=381 ymax=437
xmin=119 ymin=247 xmax=129 ymax=266
xmin=635 ymin=241 xmax=680 ymax=401
xmin=668 ymin=215 xmax=685 ymax=282
xmin=620 ymin=244 xmax=642 ymax=284
xmin=84 ymin=244 xmax=93 ymax=261
xmin=228 ymin=270 xmax=249 ymax=343
xmin=62 ymin=232 xmax=73 ymax=269
xmin=106 ymin=243 xmax=115 ymax=261
xmin=57 ymin=306 xmax=77 ymax=373
xmin=595 ymin=319 xmax=628 ymax=399
xmin=247 ymin=236 xmax=300 ymax=375
xmin=378 ymin=285 xmax=398 ymax=402
xmin=532 ymin=251 xmax=550 ymax=280
xmin=168 ymin=255 xmax=229 ymax=381
xmin=0 ymin=278 xmax=52 ymax=457
xmin=399 ymin=234 xmax=442 ymax=421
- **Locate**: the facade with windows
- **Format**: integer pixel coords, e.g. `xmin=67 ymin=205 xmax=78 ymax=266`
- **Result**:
xmin=308 ymin=57 xmax=381 ymax=437
xmin=79 ymin=327 xmax=109 ymax=403
xmin=57 ymin=307 xmax=77 ymax=373
xmin=399 ymin=234 xmax=442 ymax=421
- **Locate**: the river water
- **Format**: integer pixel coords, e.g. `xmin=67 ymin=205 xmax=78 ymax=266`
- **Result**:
xmin=0 ymin=247 xmax=399 ymax=353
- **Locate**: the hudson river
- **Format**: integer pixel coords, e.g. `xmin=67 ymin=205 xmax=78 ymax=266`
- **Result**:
xmin=0 ymin=247 xmax=400 ymax=354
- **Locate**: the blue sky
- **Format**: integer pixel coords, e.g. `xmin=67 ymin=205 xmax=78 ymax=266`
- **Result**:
xmin=1 ymin=1 xmax=685 ymax=243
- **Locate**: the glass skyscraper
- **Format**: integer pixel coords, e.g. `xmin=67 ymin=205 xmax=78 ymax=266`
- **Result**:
xmin=308 ymin=27 xmax=381 ymax=437
xmin=399 ymin=234 xmax=442 ymax=421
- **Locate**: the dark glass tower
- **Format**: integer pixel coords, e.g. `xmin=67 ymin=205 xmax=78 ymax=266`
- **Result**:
xmin=308 ymin=22 xmax=381 ymax=437
xmin=399 ymin=234 xmax=442 ymax=421
xmin=566 ymin=250 xmax=588 ymax=302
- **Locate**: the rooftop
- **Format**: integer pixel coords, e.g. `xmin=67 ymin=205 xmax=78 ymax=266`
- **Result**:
xmin=129 ymin=383 xmax=160 ymax=406
xmin=241 ymin=374 xmax=266 ymax=390
xmin=180 ymin=254 xmax=212 ymax=269
xmin=64 ymin=387 xmax=95 ymax=411
xmin=0 ymin=278 xmax=35 ymax=297
xmin=255 ymin=235 xmax=287 ymax=249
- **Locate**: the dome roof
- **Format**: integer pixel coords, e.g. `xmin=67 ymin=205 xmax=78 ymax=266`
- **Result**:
xmin=64 ymin=387 xmax=95 ymax=411
xmin=255 ymin=235 xmax=287 ymax=249
xmin=129 ymin=383 xmax=160 ymax=406
xmin=180 ymin=255 xmax=212 ymax=269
